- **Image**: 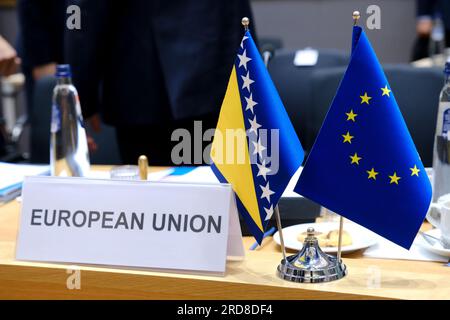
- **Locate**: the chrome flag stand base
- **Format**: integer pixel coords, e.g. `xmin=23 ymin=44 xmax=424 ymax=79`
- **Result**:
xmin=276 ymin=227 xmax=347 ymax=283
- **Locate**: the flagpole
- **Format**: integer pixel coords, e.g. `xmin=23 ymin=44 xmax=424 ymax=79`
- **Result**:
xmin=336 ymin=10 xmax=361 ymax=263
xmin=336 ymin=216 xmax=344 ymax=262
xmin=274 ymin=206 xmax=287 ymax=260
xmin=245 ymin=16 xmax=289 ymax=261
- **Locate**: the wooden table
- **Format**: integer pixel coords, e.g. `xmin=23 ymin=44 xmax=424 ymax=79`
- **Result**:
xmin=0 ymin=167 xmax=449 ymax=300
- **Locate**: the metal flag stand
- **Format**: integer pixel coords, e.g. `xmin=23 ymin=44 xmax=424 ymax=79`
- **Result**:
xmin=275 ymin=12 xmax=363 ymax=283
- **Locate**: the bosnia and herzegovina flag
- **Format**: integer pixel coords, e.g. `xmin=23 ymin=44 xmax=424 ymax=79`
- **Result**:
xmin=295 ymin=26 xmax=432 ymax=249
xmin=210 ymin=30 xmax=304 ymax=244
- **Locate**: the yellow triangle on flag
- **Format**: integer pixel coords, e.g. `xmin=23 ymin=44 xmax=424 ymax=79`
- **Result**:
xmin=211 ymin=67 xmax=263 ymax=231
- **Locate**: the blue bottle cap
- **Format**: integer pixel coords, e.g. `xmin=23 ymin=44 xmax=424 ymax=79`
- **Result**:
xmin=56 ymin=64 xmax=72 ymax=78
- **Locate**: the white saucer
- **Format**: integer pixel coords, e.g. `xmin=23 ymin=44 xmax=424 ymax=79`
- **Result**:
xmin=273 ymin=222 xmax=378 ymax=254
xmin=416 ymin=229 xmax=450 ymax=258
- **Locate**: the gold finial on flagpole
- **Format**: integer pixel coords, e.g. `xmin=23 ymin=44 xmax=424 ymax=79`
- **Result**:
xmin=138 ymin=155 xmax=148 ymax=180
xmin=352 ymin=11 xmax=361 ymax=26
xmin=241 ymin=17 xmax=250 ymax=31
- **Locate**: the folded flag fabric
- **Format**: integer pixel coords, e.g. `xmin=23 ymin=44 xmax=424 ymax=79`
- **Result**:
xmin=210 ymin=30 xmax=304 ymax=243
xmin=294 ymin=26 xmax=432 ymax=249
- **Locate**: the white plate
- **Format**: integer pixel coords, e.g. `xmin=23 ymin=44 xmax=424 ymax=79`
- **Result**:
xmin=273 ymin=222 xmax=379 ymax=254
xmin=416 ymin=229 xmax=450 ymax=258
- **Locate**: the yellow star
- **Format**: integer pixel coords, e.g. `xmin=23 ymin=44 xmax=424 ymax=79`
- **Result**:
xmin=389 ymin=172 xmax=401 ymax=185
xmin=410 ymin=165 xmax=420 ymax=177
xmin=360 ymin=92 xmax=372 ymax=105
xmin=381 ymin=85 xmax=391 ymax=97
xmin=346 ymin=109 xmax=358 ymax=122
xmin=367 ymin=168 xmax=379 ymax=180
xmin=350 ymin=153 xmax=362 ymax=165
xmin=342 ymin=131 xmax=354 ymax=144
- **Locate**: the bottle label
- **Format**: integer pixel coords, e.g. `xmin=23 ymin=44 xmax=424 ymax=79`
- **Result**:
xmin=51 ymin=104 xmax=61 ymax=133
xmin=443 ymin=108 xmax=450 ymax=138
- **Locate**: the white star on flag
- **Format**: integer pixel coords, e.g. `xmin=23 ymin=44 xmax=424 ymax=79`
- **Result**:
xmin=247 ymin=115 xmax=261 ymax=136
xmin=256 ymin=159 xmax=271 ymax=181
xmin=245 ymin=94 xmax=258 ymax=113
xmin=240 ymin=35 xmax=249 ymax=49
xmin=252 ymin=138 xmax=266 ymax=158
xmin=260 ymin=181 xmax=275 ymax=202
xmin=241 ymin=71 xmax=254 ymax=92
xmin=264 ymin=205 xmax=274 ymax=221
xmin=237 ymin=50 xmax=252 ymax=70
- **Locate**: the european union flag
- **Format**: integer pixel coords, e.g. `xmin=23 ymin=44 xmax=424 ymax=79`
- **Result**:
xmin=294 ymin=26 xmax=432 ymax=249
xmin=210 ymin=30 xmax=304 ymax=243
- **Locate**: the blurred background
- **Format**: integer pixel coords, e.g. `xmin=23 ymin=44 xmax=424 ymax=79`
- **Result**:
xmin=0 ymin=0 xmax=422 ymax=63
xmin=0 ymin=0 xmax=445 ymax=168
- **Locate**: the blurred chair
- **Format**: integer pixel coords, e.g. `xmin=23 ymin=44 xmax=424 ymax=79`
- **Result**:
xmin=29 ymin=76 xmax=53 ymax=164
xmin=311 ymin=65 xmax=443 ymax=167
xmin=0 ymin=74 xmax=27 ymax=162
xmin=268 ymin=48 xmax=349 ymax=154
xmin=258 ymin=37 xmax=283 ymax=52
xmin=30 ymin=75 xmax=120 ymax=165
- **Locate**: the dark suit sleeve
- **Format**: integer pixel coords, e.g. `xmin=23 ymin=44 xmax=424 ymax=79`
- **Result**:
xmin=17 ymin=0 xmax=65 ymax=68
xmin=416 ymin=0 xmax=438 ymax=17
xmin=64 ymin=0 xmax=108 ymax=118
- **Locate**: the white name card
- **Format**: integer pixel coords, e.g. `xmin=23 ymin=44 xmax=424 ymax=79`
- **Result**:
xmin=16 ymin=176 xmax=244 ymax=274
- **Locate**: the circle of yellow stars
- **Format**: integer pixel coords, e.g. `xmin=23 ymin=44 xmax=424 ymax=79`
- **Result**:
xmin=341 ymin=85 xmax=421 ymax=185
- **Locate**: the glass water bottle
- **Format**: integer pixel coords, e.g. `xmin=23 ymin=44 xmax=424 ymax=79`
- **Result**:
xmin=432 ymin=59 xmax=450 ymax=201
xmin=50 ymin=64 xmax=90 ymax=177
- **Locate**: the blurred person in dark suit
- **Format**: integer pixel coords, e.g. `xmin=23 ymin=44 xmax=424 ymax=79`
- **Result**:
xmin=17 ymin=0 xmax=66 ymax=111
xmin=0 ymin=35 xmax=20 ymax=157
xmin=17 ymin=0 xmax=98 ymax=163
xmin=65 ymin=0 xmax=255 ymax=165
xmin=412 ymin=0 xmax=450 ymax=61
xmin=17 ymin=0 xmax=101 ymax=161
